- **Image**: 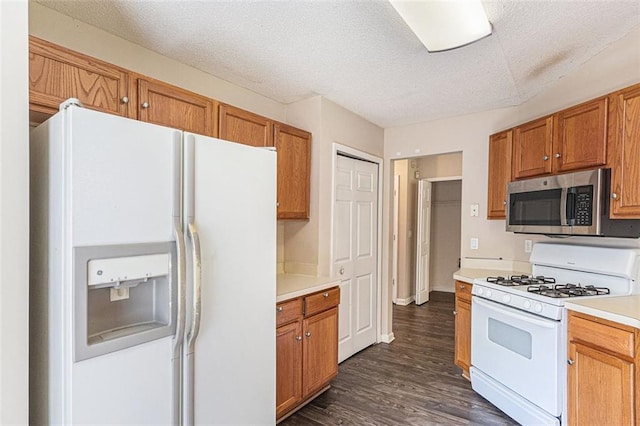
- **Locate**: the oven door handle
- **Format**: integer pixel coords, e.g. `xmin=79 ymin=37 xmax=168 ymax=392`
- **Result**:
xmin=472 ymin=296 xmax=558 ymax=329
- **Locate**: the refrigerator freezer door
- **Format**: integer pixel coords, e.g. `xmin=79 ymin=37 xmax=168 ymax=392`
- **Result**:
xmin=183 ymin=134 xmax=277 ymax=425
xmin=63 ymin=107 xmax=181 ymax=424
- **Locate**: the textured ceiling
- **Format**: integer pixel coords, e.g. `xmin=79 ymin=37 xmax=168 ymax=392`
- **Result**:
xmin=35 ymin=0 xmax=640 ymax=128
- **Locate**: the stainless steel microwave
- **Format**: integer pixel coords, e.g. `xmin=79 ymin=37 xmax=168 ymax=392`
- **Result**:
xmin=506 ymin=168 xmax=640 ymax=237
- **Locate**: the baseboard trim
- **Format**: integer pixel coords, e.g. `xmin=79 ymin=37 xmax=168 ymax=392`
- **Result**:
xmin=395 ymin=296 xmax=415 ymax=306
xmin=380 ymin=332 xmax=395 ymax=344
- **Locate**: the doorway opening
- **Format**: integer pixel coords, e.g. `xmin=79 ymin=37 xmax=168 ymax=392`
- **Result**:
xmin=391 ymin=153 xmax=462 ymax=307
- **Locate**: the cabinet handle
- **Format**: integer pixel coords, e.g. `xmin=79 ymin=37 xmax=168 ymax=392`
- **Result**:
xmin=543 ymin=155 xmax=549 ymax=161
xmin=567 ymin=359 xmax=574 ymax=365
xmin=295 ymin=336 xmax=302 ymax=341
xmin=305 ymin=331 xmax=311 ymax=338
xmin=555 ymin=153 xmax=561 ymax=158
xmin=277 ymin=306 xmax=283 ymax=312
xmin=142 ymin=102 xmax=150 ymax=109
xmin=453 ymin=310 xmax=457 ymax=315
xmin=323 ymin=292 xmax=329 ymax=298
xmin=612 ymin=192 xmax=619 ymax=200
xmin=121 ymin=96 xmax=129 ymax=104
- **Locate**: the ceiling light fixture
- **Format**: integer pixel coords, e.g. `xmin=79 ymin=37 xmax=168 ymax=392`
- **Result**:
xmin=390 ymin=0 xmax=492 ymax=52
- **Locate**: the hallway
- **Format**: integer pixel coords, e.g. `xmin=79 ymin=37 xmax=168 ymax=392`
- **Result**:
xmin=282 ymin=293 xmax=517 ymax=425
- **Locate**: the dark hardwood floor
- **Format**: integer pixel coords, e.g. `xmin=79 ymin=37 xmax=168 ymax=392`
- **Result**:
xmin=282 ymin=292 xmax=518 ymax=425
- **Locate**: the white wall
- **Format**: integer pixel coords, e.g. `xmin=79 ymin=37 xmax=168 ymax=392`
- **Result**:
xmin=284 ymin=97 xmax=384 ymax=277
xmin=381 ymin=26 xmax=640 ymax=337
xmin=0 ymin=1 xmax=29 ymax=423
xmin=393 ymin=160 xmax=416 ymax=302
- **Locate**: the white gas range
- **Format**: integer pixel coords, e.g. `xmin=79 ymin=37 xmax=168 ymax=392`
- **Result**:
xmin=469 ymin=243 xmax=640 ymax=426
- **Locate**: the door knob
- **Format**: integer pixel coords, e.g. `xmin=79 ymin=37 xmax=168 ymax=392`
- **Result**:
xmin=339 ymin=266 xmax=345 ymax=275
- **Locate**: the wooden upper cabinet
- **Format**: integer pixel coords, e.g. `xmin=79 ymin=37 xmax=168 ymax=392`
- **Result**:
xmin=137 ymin=78 xmax=214 ymax=137
xmin=554 ymin=97 xmax=608 ymax=173
xmin=219 ymin=104 xmax=273 ymax=147
xmin=274 ymin=123 xmax=312 ymax=220
xmin=29 ymin=36 xmax=132 ymax=122
xmin=608 ymin=83 xmax=640 ymax=218
xmin=512 ymin=116 xmax=554 ymax=179
xmin=487 ymin=130 xmax=513 ymax=219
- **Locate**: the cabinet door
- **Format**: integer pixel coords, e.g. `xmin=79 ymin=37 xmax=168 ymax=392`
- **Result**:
xmin=512 ymin=116 xmax=553 ymax=179
xmin=487 ymin=130 xmax=513 ymax=219
xmin=567 ymin=341 xmax=634 ymax=426
xmin=274 ymin=123 xmax=312 ymax=220
xmin=454 ymin=296 xmax=471 ymax=380
xmin=29 ymin=36 xmax=131 ymax=121
xmin=138 ymin=78 xmax=214 ymax=136
xmin=303 ymin=307 xmax=338 ymax=397
xmin=219 ymin=104 xmax=273 ymax=147
xmin=609 ymin=84 xmax=640 ymax=218
xmin=276 ymin=321 xmax=303 ymax=419
xmin=554 ymin=97 xmax=608 ymax=173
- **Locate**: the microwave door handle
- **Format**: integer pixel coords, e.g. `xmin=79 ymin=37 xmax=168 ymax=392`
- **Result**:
xmin=566 ymin=187 xmax=577 ymax=226
xmin=560 ymin=187 xmax=569 ymax=226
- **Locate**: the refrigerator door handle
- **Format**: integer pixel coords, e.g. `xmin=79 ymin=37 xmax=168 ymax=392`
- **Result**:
xmin=172 ymin=218 xmax=187 ymax=425
xmin=186 ymin=221 xmax=202 ymax=353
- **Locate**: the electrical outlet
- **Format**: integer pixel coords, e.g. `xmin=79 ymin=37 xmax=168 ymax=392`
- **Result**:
xmin=470 ymin=238 xmax=479 ymax=250
xmin=470 ymin=204 xmax=479 ymax=217
xmin=525 ymin=239 xmax=533 ymax=253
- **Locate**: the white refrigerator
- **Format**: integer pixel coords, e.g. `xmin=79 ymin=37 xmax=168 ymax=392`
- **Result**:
xmin=30 ymin=102 xmax=276 ymax=425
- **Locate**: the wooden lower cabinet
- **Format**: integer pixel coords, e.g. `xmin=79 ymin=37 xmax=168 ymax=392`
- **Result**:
xmin=454 ymin=280 xmax=472 ymax=380
xmin=567 ymin=311 xmax=638 ymax=425
xmin=276 ymin=287 xmax=339 ymax=421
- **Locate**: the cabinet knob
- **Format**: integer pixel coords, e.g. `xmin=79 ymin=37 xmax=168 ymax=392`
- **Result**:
xmin=305 ymin=331 xmax=311 ymax=338
xmin=121 ymin=96 xmax=129 ymax=104
xmin=567 ymin=359 xmax=574 ymax=365
xmin=459 ymin=284 xmax=465 ymax=289
xmin=276 ymin=202 xmax=280 ymax=207
xmin=612 ymin=192 xmax=619 ymax=200
xmin=141 ymin=102 xmax=150 ymax=109
xmin=277 ymin=306 xmax=283 ymax=312
xmin=503 ymin=200 xmax=507 ymax=206
xmin=543 ymin=155 xmax=549 ymax=161
xmin=555 ymin=153 xmax=561 ymax=158
xmin=295 ymin=336 xmax=302 ymax=341
xmin=339 ymin=267 xmax=345 ymax=275
xmin=453 ymin=310 xmax=457 ymax=315
xmin=323 ymin=292 xmax=329 ymax=298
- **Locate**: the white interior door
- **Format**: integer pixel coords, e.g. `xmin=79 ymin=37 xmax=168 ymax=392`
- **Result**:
xmin=333 ymin=154 xmax=379 ymax=363
xmin=392 ymin=175 xmax=400 ymax=304
xmin=415 ymin=179 xmax=432 ymax=305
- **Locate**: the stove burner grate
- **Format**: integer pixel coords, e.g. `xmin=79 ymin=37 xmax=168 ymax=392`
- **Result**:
xmin=486 ymin=275 xmax=556 ymax=286
xmin=527 ymin=283 xmax=611 ymax=298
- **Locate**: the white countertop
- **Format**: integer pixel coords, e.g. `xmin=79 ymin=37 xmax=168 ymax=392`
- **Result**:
xmin=276 ymin=274 xmax=341 ymax=303
xmin=565 ymin=296 xmax=640 ymax=329
xmin=453 ymin=268 xmax=530 ymax=284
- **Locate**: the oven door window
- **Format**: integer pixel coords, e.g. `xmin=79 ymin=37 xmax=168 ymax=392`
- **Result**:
xmin=488 ymin=318 xmax=532 ymax=359
xmin=471 ymin=297 xmax=562 ymax=417
xmin=509 ymin=188 xmax=562 ymax=226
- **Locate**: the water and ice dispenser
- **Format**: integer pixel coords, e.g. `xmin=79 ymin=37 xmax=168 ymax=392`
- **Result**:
xmin=74 ymin=242 xmax=176 ymax=361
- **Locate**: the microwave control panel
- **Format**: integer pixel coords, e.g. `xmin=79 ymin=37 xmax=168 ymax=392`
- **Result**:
xmin=573 ymin=186 xmax=593 ymax=226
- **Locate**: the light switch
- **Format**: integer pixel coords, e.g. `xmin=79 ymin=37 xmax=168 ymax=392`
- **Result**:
xmin=470 ymin=204 xmax=479 ymax=217
xmin=470 ymin=238 xmax=479 ymax=250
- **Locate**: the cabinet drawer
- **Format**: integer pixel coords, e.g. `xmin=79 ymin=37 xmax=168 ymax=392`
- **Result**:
xmin=304 ymin=287 xmax=340 ymax=317
xmin=276 ymin=298 xmax=303 ymax=327
xmin=455 ymin=281 xmax=472 ymax=302
xmin=569 ymin=313 xmax=635 ymax=358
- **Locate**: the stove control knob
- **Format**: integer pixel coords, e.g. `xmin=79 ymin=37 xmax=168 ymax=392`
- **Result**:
xmin=534 ymin=303 xmax=543 ymax=313
xmin=502 ymin=295 xmax=511 ymax=303
xmin=523 ymin=300 xmax=532 ymax=309
xmin=477 ymin=288 xmax=484 ymax=296
xmin=486 ymin=290 xmax=493 ymax=298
